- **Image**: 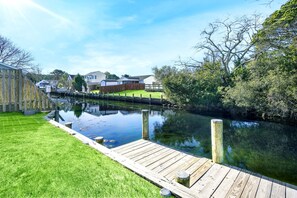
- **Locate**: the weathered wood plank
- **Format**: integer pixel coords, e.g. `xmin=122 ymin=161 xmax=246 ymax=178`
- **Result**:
xmin=270 ymin=182 xmax=285 ymax=198
xmin=166 ymin=156 xmax=200 ymax=181
xmin=189 ymin=159 xmax=213 ymax=187
xmin=286 ymin=184 xmax=297 ymax=198
xmin=8 ymin=70 xmax=12 ymax=112
xmin=123 ymin=142 xmax=161 ymax=158
xmin=192 ymin=164 xmax=230 ymax=197
xmin=159 ymin=155 xmax=194 ymax=177
xmin=211 ymin=168 xmax=240 ymax=198
xmin=14 ymin=70 xmax=18 ymax=111
xmin=153 ymin=153 xmax=188 ymax=174
xmin=112 ymin=139 xmax=145 ymax=152
xmin=147 ymin=150 xmax=182 ymax=170
xmin=255 ymin=177 xmax=272 ymax=198
xmin=240 ymin=174 xmax=261 ymax=198
xmin=2 ymin=70 xmax=6 ymax=112
xmin=18 ymin=70 xmax=22 ymax=111
xmin=133 ymin=146 xmax=167 ymax=162
xmin=118 ymin=141 xmax=153 ymax=155
xmin=224 ymin=171 xmax=250 ymax=198
xmin=139 ymin=148 xmax=174 ymax=167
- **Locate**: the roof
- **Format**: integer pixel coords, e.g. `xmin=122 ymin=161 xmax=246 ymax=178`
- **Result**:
xmin=130 ymin=75 xmax=153 ymax=81
xmin=117 ymin=77 xmax=140 ymax=82
xmin=101 ymin=79 xmax=118 ymax=82
xmin=0 ymin=62 xmax=18 ymax=70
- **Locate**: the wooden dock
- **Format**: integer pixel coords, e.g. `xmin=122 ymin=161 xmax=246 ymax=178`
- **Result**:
xmin=49 ymin=118 xmax=297 ymax=198
xmin=112 ymin=139 xmax=297 ymax=198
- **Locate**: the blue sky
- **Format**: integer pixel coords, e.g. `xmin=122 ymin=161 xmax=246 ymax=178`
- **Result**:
xmin=0 ymin=0 xmax=284 ymax=76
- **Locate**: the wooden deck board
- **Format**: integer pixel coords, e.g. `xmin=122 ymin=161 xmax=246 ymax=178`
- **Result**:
xmin=271 ymin=182 xmax=286 ymax=198
xmin=224 ymin=171 xmax=250 ymax=198
xmin=286 ymin=185 xmax=297 ymax=198
xmin=240 ymin=174 xmax=261 ymax=198
xmin=255 ymin=177 xmax=273 ymax=198
xmin=191 ymin=164 xmax=230 ymax=197
xmin=211 ymin=168 xmax=240 ymax=198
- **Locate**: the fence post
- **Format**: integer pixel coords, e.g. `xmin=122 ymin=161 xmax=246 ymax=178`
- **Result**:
xmin=2 ymin=70 xmax=6 ymax=112
xmin=149 ymin=94 xmax=152 ymax=105
xmin=142 ymin=110 xmax=149 ymax=140
xmin=18 ymin=70 xmax=23 ymax=111
xmin=211 ymin=119 xmax=224 ymax=163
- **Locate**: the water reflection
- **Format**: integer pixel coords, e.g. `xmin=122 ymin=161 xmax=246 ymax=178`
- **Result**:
xmin=55 ymin=98 xmax=297 ymax=185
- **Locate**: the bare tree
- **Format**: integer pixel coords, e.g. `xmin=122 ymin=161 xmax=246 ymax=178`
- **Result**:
xmin=195 ymin=15 xmax=262 ymax=81
xmin=0 ymin=35 xmax=34 ymax=69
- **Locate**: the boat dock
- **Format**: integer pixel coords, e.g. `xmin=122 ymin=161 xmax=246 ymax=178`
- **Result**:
xmin=48 ymin=111 xmax=297 ymax=198
xmin=111 ymin=139 xmax=297 ymax=198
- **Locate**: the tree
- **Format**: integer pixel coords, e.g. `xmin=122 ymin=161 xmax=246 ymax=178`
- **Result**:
xmin=196 ymin=15 xmax=262 ymax=84
xmin=0 ymin=35 xmax=35 ymax=69
xmin=72 ymin=74 xmax=87 ymax=92
xmin=223 ymin=0 xmax=297 ymax=121
xmin=50 ymin=69 xmax=67 ymax=80
xmin=105 ymin=71 xmax=119 ymax=80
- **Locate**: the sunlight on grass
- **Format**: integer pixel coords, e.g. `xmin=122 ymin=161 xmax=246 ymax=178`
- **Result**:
xmin=0 ymin=112 xmax=160 ymax=197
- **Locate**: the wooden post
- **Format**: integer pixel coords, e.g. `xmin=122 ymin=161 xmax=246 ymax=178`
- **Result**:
xmin=65 ymin=122 xmax=72 ymax=128
xmin=140 ymin=94 xmax=142 ymax=100
xmin=8 ymin=70 xmax=12 ymax=112
xmin=2 ymin=70 xmax=6 ymax=112
xmin=95 ymin=136 xmax=104 ymax=144
xmin=54 ymin=110 xmax=59 ymax=122
xmin=176 ymin=170 xmax=190 ymax=187
xmin=149 ymin=94 xmax=152 ymax=105
xmin=211 ymin=119 xmax=224 ymax=163
xmin=18 ymin=70 xmax=23 ymax=111
xmin=142 ymin=110 xmax=149 ymax=140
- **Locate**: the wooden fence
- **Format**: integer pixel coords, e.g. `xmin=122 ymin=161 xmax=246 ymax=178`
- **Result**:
xmin=0 ymin=69 xmax=54 ymax=113
xmin=100 ymin=83 xmax=145 ymax=93
xmin=145 ymin=84 xmax=163 ymax=91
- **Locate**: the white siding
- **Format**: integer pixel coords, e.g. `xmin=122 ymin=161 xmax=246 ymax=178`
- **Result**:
xmin=143 ymin=76 xmax=157 ymax=84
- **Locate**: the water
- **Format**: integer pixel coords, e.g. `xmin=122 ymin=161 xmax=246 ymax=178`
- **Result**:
xmin=55 ymin=97 xmax=297 ymax=185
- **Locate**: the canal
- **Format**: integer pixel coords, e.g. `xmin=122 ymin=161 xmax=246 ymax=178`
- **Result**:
xmin=54 ymin=97 xmax=297 ymax=186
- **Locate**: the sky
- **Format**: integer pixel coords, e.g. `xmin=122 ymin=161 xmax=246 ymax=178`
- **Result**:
xmin=0 ymin=0 xmax=285 ymax=76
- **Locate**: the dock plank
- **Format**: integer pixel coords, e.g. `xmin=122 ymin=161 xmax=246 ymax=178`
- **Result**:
xmin=224 ymin=171 xmax=250 ymax=198
xmin=153 ymin=153 xmax=188 ymax=173
xmin=270 ymin=182 xmax=285 ymax=198
xmin=160 ymin=155 xmax=194 ymax=177
xmin=140 ymin=148 xmax=175 ymax=167
xmin=189 ymin=159 xmax=213 ymax=187
xmin=192 ymin=164 xmax=230 ymax=197
xmin=137 ymin=147 xmax=170 ymax=164
xmin=123 ymin=143 xmax=160 ymax=158
xmin=131 ymin=145 xmax=166 ymax=162
xmin=255 ymin=177 xmax=272 ymax=198
xmin=211 ymin=168 xmax=240 ymax=198
xmin=112 ymin=139 xmax=144 ymax=151
xmin=116 ymin=141 xmax=152 ymax=155
xmin=241 ymin=174 xmax=261 ymax=198
xmin=147 ymin=150 xmax=181 ymax=170
xmin=286 ymin=185 xmax=297 ymax=198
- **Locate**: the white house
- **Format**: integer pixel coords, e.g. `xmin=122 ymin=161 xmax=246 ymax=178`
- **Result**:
xmin=84 ymin=71 xmax=106 ymax=92
xmin=130 ymin=75 xmax=159 ymax=85
xmin=117 ymin=77 xmax=140 ymax=85
xmin=100 ymin=79 xmax=118 ymax=87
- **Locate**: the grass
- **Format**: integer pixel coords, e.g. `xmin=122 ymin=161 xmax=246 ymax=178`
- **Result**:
xmin=90 ymin=90 xmax=164 ymax=99
xmin=0 ymin=112 xmax=161 ymax=197
xmin=110 ymin=90 xmax=164 ymax=99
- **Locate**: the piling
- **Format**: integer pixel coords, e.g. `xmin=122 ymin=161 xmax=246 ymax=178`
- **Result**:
xmin=65 ymin=122 xmax=72 ymax=129
xmin=176 ymin=170 xmax=190 ymax=187
xmin=211 ymin=119 xmax=224 ymax=163
xmin=95 ymin=136 xmax=104 ymax=144
xmin=142 ymin=110 xmax=149 ymax=140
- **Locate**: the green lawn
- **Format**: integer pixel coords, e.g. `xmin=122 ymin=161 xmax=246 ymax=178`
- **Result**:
xmin=0 ymin=112 xmax=161 ymax=197
xmin=91 ymin=90 xmax=164 ymax=99
xmin=110 ymin=90 xmax=164 ymax=99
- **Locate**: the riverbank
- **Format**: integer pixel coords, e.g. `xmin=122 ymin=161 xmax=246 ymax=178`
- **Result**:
xmin=0 ymin=112 xmax=160 ymax=197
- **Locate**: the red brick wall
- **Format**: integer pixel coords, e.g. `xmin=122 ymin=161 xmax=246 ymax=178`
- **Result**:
xmin=99 ymin=83 xmax=145 ymax=93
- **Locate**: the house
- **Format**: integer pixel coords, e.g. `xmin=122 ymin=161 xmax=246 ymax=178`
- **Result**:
xmin=0 ymin=63 xmax=18 ymax=70
xmin=117 ymin=77 xmax=140 ymax=85
xmin=36 ymin=80 xmax=50 ymax=89
xmin=84 ymin=71 xmax=106 ymax=92
xmin=100 ymin=79 xmax=118 ymax=87
xmin=130 ymin=75 xmax=159 ymax=85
